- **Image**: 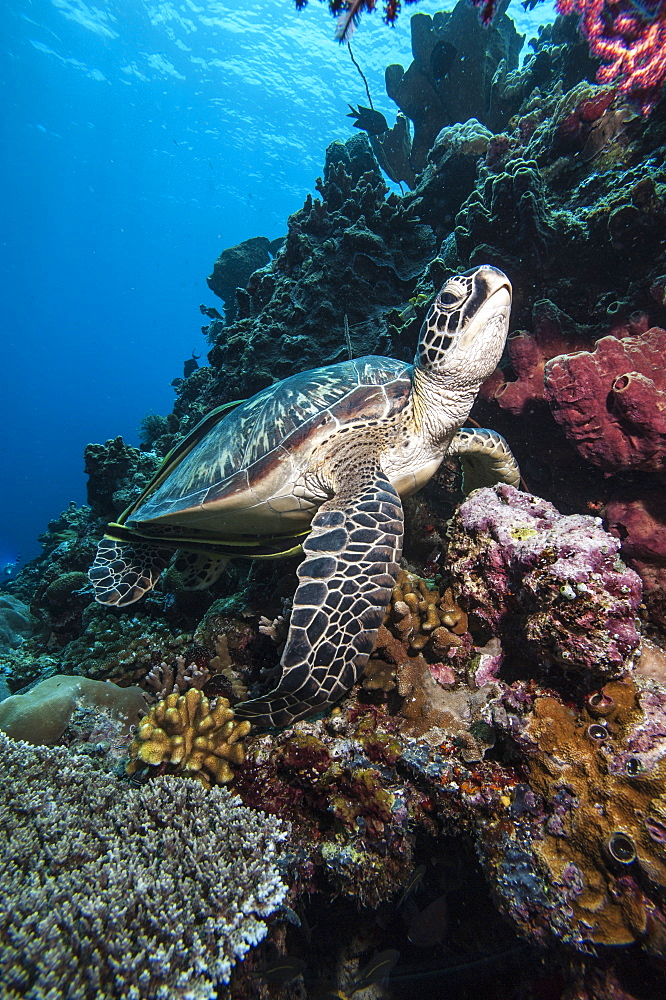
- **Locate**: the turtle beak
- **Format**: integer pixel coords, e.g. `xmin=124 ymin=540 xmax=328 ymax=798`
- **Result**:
xmin=465 ymin=265 xmax=512 ymax=305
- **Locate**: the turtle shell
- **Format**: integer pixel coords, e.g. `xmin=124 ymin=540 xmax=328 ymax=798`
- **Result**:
xmin=125 ymin=356 xmax=412 ymax=540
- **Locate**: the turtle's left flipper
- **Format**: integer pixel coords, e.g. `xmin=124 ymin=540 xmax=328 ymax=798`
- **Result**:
xmin=89 ymin=537 xmax=171 ymax=606
xmin=448 ymin=427 xmax=520 ymax=495
xmin=235 ymin=468 xmax=404 ymax=729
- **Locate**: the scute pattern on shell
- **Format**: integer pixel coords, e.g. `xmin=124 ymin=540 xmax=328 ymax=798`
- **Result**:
xmin=133 ymin=357 xmax=412 ymax=521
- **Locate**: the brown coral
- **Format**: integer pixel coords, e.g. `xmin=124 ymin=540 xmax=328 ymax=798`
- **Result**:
xmin=385 ymin=570 xmax=468 ymax=657
xmin=127 ymin=688 xmax=251 ymax=788
xmin=498 ymin=678 xmax=666 ymax=950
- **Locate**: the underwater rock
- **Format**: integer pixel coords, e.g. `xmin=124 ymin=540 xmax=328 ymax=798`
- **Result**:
xmin=544 ymin=325 xmax=666 ymax=474
xmin=481 ymin=676 xmax=666 ymax=953
xmin=447 ymin=484 xmax=642 ymax=682
xmin=0 ymin=734 xmax=289 ymax=996
xmin=0 ymin=594 xmax=36 ymax=651
xmin=206 ymin=235 xmax=273 ymax=324
xmin=384 ymin=1 xmax=523 ymax=172
xmin=0 ymin=673 xmax=146 ymax=745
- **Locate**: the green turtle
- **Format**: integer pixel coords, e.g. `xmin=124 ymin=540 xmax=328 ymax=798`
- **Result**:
xmin=90 ymin=265 xmax=519 ymax=728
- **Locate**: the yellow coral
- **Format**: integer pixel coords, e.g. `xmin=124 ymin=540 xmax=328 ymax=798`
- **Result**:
xmin=385 ymin=570 xmax=468 ymax=655
xmin=126 ymin=688 xmax=250 ymax=789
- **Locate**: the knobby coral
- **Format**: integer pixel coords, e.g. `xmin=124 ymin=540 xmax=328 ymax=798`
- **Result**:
xmin=127 ymin=687 xmax=251 ymax=788
xmin=0 ymin=733 xmax=289 ymax=999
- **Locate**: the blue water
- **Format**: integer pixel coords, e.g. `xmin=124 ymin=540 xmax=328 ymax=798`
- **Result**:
xmin=1 ymin=0 xmax=556 ymax=565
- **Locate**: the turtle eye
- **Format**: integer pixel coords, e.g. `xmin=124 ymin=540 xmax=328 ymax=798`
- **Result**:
xmin=439 ymin=291 xmax=458 ymax=306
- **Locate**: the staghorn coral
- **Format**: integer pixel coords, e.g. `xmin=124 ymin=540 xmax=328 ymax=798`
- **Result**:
xmin=0 ymin=733 xmax=288 ymax=998
xmin=483 ymin=676 xmax=666 ymax=952
xmin=127 ymin=687 xmax=251 ymax=788
xmin=448 ymin=483 xmax=642 ymax=682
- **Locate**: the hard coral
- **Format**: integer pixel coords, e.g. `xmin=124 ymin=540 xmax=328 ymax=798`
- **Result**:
xmin=484 ymin=676 xmax=666 ymax=952
xmin=386 ymin=569 xmax=468 ymax=657
xmin=127 ymin=688 xmax=251 ymax=788
xmin=544 ymin=325 xmax=666 ymax=474
xmin=448 ymin=484 xmax=642 ymax=682
xmin=0 ymin=674 xmax=146 ymax=746
xmin=0 ymin=733 xmax=288 ymax=997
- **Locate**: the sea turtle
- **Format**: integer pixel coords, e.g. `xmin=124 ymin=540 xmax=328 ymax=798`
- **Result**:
xmin=89 ymin=265 xmax=520 ymax=728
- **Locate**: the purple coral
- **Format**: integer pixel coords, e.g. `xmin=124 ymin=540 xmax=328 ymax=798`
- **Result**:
xmin=448 ymin=484 xmax=642 ymax=680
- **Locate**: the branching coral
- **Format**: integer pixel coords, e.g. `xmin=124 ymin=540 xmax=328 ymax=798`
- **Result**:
xmin=127 ymin=688 xmax=251 ymax=788
xmin=0 ymin=733 xmax=288 ymax=998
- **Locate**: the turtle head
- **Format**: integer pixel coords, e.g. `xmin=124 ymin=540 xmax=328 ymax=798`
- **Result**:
xmin=415 ymin=265 xmax=512 ymax=386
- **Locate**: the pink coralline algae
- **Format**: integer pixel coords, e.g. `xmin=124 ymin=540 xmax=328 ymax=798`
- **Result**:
xmin=544 ymin=325 xmax=666 ymax=474
xmin=556 ymin=0 xmax=666 ymax=114
xmin=447 ymin=484 xmax=642 ymax=680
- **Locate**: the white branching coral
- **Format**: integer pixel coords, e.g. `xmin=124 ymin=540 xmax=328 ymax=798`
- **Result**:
xmin=0 ymin=732 xmax=289 ymax=999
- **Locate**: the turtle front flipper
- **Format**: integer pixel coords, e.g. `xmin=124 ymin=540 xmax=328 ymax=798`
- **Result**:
xmin=89 ymin=537 xmax=171 ymax=606
xmin=235 ymin=468 xmax=404 ymax=729
xmin=448 ymin=427 xmax=521 ymax=495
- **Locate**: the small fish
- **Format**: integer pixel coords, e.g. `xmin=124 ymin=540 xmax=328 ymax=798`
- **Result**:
xmin=334 ymin=0 xmax=366 ymax=44
xmin=250 ymin=956 xmax=307 ymax=985
xmin=347 ymin=103 xmax=388 ymax=135
xmin=407 ymin=893 xmax=448 ymax=948
xmin=183 ymin=351 xmax=201 ymax=379
xmin=397 ymin=864 xmax=426 ymax=908
xmin=351 ymin=949 xmax=400 ymax=991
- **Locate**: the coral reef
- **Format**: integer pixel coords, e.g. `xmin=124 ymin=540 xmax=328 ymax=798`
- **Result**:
xmin=6 ymin=2 xmax=666 ymax=993
xmin=203 ymin=132 xmax=436 ymax=403
xmin=385 ymin=569 xmax=468 ymax=657
xmin=0 ymin=674 xmax=146 ymax=745
xmin=126 ymin=687 xmax=251 ymax=788
xmin=0 ymin=733 xmax=289 ymax=998
xmin=447 ymin=484 xmax=642 ymax=683
xmin=384 ymin=2 xmax=523 ymax=171
xmin=557 ymin=0 xmax=666 ymax=113
xmin=482 ymin=675 xmax=666 ymax=952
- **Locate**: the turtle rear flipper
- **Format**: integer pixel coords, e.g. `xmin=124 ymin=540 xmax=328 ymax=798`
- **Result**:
xmin=172 ymin=550 xmax=230 ymax=590
xmin=448 ymin=427 xmax=520 ymax=494
xmin=235 ymin=465 xmax=404 ymax=729
xmin=89 ymin=537 xmax=171 ymax=606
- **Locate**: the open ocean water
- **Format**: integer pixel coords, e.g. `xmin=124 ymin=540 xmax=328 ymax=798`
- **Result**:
xmin=1 ymin=0 xmax=555 ymax=571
